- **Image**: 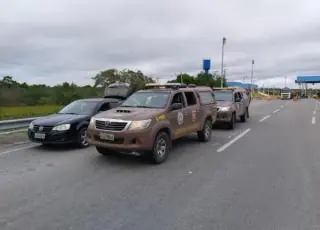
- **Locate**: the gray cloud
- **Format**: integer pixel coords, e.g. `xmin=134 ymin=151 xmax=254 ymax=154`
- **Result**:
xmin=1 ymin=0 xmax=320 ymax=88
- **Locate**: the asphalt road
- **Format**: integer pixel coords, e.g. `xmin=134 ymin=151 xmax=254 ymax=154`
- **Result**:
xmin=0 ymin=99 xmax=319 ymax=230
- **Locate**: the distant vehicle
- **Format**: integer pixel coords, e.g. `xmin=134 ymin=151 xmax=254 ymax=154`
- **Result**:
xmin=87 ymin=83 xmax=217 ymax=164
xmin=280 ymin=87 xmax=292 ymax=100
xmin=28 ymin=83 xmax=132 ymax=147
xmin=212 ymin=87 xmax=250 ymax=129
xmin=104 ymin=82 xmax=134 ymax=99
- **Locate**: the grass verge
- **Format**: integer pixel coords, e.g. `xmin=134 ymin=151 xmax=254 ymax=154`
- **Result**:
xmin=0 ymin=105 xmax=62 ymax=120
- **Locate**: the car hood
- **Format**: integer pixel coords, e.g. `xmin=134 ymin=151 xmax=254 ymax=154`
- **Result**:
xmin=94 ymin=107 xmax=164 ymax=120
xmin=33 ymin=114 xmax=89 ymax=126
xmin=217 ymin=101 xmax=233 ymax=107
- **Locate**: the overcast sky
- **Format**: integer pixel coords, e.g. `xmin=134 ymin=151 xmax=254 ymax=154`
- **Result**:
xmin=1 ymin=0 xmax=320 ymax=88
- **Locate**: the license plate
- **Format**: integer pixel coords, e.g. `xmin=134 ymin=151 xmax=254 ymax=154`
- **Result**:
xmin=34 ymin=133 xmax=46 ymax=139
xmin=99 ymin=133 xmax=114 ymax=141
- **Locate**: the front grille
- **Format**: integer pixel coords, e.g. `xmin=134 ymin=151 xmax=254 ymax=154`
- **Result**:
xmin=95 ymin=120 xmax=127 ymax=131
xmin=33 ymin=125 xmax=53 ymax=133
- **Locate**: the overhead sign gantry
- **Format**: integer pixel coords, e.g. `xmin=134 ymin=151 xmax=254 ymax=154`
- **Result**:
xmin=295 ymin=76 xmax=320 ymax=97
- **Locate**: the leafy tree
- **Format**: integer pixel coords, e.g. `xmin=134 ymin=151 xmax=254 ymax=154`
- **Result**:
xmin=167 ymin=71 xmax=227 ymax=87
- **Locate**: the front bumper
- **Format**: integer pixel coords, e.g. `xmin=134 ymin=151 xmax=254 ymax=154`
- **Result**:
xmin=216 ymin=111 xmax=232 ymax=122
xmin=28 ymin=129 xmax=77 ymax=144
xmin=87 ymin=128 xmax=154 ymax=152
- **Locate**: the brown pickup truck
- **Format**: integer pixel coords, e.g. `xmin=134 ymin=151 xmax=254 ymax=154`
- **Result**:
xmin=213 ymin=87 xmax=250 ymax=129
xmin=87 ymin=83 xmax=217 ymax=164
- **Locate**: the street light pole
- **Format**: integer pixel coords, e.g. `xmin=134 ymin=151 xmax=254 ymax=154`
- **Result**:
xmin=250 ymin=60 xmax=254 ymax=97
xmin=220 ymin=37 xmax=227 ymax=88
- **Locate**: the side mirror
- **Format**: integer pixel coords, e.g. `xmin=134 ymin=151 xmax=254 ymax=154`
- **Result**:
xmin=170 ymin=103 xmax=183 ymax=110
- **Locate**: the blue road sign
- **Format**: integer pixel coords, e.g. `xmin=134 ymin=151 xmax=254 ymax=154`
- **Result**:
xmin=203 ymin=59 xmax=211 ymax=72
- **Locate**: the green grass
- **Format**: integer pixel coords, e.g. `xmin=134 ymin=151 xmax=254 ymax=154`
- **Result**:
xmin=0 ymin=105 xmax=63 ymax=121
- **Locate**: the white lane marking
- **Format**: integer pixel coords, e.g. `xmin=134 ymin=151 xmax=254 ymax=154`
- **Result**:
xmin=259 ymin=115 xmax=271 ymax=123
xmin=0 ymin=129 xmax=27 ymax=135
xmin=280 ymin=105 xmax=284 ymax=108
xmin=217 ymin=128 xmax=251 ymax=153
xmin=313 ymin=110 xmax=316 ymax=115
xmin=0 ymin=144 xmax=39 ymax=157
xmin=312 ymin=117 xmax=316 ymax=125
xmin=273 ymin=109 xmax=280 ymax=114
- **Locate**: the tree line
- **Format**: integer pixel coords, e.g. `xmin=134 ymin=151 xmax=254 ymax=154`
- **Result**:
xmin=0 ymin=69 xmax=227 ymax=107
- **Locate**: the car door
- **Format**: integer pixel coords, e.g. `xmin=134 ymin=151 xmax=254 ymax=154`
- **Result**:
xmin=167 ymin=92 xmax=187 ymax=139
xmin=197 ymin=90 xmax=217 ymax=124
xmin=235 ymin=92 xmax=245 ymax=116
xmin=234 ymin=92 xmax=241 ymax=116
xmin=183 ymin=90 xmax=201 ymax=132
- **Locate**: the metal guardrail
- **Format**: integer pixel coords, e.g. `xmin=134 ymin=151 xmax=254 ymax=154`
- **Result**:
xmin=0 ymin=117 xmax=42 ymax=131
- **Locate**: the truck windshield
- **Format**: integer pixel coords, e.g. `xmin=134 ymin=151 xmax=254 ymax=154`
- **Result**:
xmin=121 ymin=92 xmax=170 ymax=108
xmin=214 ymin=91 xmax=233 ymax=101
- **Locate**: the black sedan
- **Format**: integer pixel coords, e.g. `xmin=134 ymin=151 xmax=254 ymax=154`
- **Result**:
xmin=28 ymin=98 xmax=122 ymax=147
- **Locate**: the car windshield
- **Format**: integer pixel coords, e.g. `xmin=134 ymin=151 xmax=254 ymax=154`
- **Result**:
xmin=121 ymin=92 xmax=170 ymax=108
xmin=58 ymin=100 xmax=98 ymax=115
xmin=214 ymin=91 xmax=233 ymax=101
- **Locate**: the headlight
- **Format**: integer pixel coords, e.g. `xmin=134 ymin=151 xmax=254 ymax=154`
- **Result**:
xmin=128 ymin=119 xmax=152 ymax=130
xmin=29 ymin=122 xmax=34 ymax=130
xmin=89 ymin=117 xmax=95 ymax=126
xmin=52 ymin=124 xmax=71 ymax=131
xmin=219 ymin=107 xmax=230 ymax=112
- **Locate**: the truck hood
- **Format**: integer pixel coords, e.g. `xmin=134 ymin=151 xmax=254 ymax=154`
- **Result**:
xmin=217 ymin=101 xmax=233 ymax=107
xmin=94 ymin=107 xmax=164 ymax=120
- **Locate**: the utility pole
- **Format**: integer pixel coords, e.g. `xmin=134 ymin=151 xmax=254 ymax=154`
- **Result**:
xmin=250 ymin=60 xmax=255 ymax=97
xmin=285 ymin=76 xmax=287 ymax=88
xmin=180 ymin=73 xmax=183 ymax=84
xmin=220 ymin=37 xmax=227 ymax=88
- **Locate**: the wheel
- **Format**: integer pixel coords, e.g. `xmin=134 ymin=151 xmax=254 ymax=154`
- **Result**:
xmin=148 ymin=131 xmax=171 ymax=164
xmin=227 ymin=113 xmax=236 ymax=129
xmin=240 ymin=110 xmax=246 ymax=122
xmin=77 ymin=127 xmax=89 ymax=148
xmin=246 ymin=107 xmax=250 ymax=118
xmin=96 ymin=146 xmax=117 ymax=156
xmin=197 ymin=119 xmax=212 ymax=142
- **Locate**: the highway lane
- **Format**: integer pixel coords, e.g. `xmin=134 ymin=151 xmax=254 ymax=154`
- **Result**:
xmin=0 ymin=99 xmax=303 ymax=230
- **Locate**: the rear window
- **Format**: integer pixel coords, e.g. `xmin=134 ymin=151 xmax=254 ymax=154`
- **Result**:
xmin=198 ymin=91 xmax=215 ymax=104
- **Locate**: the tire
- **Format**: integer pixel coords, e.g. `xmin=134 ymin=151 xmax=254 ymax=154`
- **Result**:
xmin=148 ymin=131 xmax=171 ymax=164
xmin=96 ymin=146 xmax=117 ymax=156
xmin=227 ymin=113 xmax=236 ymax=129
xmin=197 ymin=119 xmax=212 ymax=142
xmin=240 ymin=110 xmax=246 ymax=122
xmin=246 ymin=107 xmax=250 ymax=118
xmin=77 ymin=127 xmax=89 ymax=148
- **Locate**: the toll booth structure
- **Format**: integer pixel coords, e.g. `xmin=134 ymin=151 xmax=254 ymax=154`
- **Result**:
xmin=295 ymin=76 xmax=320 ymax=98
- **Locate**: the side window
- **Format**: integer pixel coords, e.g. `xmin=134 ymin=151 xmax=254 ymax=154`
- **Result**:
xmin=234 ymin=92 xmax=242 ymax=102
xmin=171 ymin=92 xmax=185 ymax=107
xmin=98 ymin=103 xmax=110 ymax=112
xmin=184 ymin=91 xmax=197 ymax=106
xmin=199 ymin=91 xmax=215 ymax=104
